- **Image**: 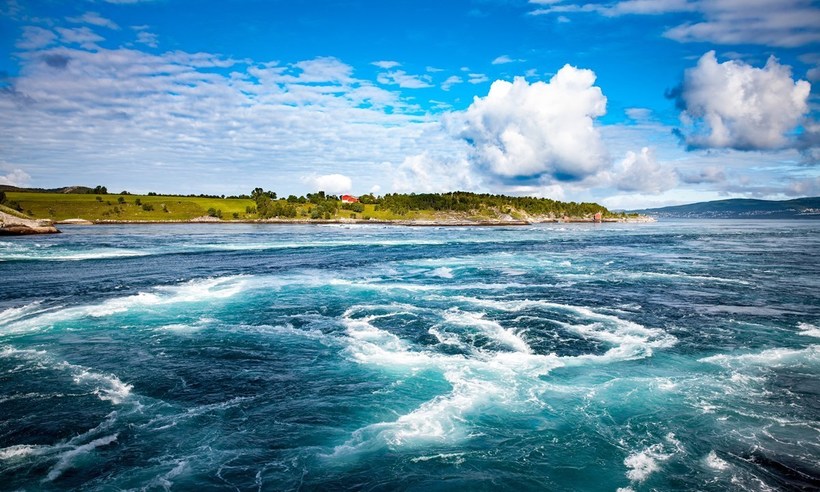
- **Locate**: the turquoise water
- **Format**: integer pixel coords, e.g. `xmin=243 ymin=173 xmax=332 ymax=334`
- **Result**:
xmin=0 ymin=221 xmax=818 ymax=490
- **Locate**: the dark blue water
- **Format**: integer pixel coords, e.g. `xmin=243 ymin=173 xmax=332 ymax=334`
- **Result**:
xmin=1 ymin=221 xmax=818 ymax=490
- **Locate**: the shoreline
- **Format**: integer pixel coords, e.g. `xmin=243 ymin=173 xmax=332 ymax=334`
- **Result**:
xmin=57 ymin=216 xmax=655 ymax=226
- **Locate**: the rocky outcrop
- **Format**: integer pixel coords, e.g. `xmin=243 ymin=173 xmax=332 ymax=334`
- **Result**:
xmin=0 ymin=211 xmax=60 ymax=235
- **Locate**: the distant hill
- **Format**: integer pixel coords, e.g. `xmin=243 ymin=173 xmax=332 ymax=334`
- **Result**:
xmin=0 ymin=185 xmax=96 ymax=194
xmin=630 ymin=197 xmax=820 ymax=219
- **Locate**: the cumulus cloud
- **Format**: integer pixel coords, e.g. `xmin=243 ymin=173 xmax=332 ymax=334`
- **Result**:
xmin=449 ymin=65 xmax=608 ymax=184
xmin=675 ymin=51 xmax=811 ymax=151
xmin=612 ymin=147 xmax=677 ymax=193
xmin=0 ymin=167 xmax=31 ymax=187
xmin=311 ymin=174 xmax=352 ymax=194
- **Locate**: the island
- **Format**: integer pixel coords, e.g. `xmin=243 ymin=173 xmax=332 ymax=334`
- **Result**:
xmin=0 ymin=186 xmax=652 ymax=227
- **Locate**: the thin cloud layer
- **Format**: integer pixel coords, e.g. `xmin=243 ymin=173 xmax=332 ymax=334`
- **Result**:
xmin=311 ymin=174 xmax=353 ymax=194
xmin=614 ymin=147 xmax=677 ymax=193
xmin=450 ymin=66 xmax=608 ymax=183
xmin=676 ymin=51 xmax=811 ymax=151
xmin=531 ymin=0 xmax=820 ymax=47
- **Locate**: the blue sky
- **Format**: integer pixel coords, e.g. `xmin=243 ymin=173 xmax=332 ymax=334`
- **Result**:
xmin=1 ymin=0 xmax=818 ymax=208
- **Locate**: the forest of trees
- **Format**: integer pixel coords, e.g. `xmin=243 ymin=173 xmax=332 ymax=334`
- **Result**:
xmin=247 ymin=189 xmax=610 ymax=219
xmin=377 ymin=192 xmax=609 ymax=217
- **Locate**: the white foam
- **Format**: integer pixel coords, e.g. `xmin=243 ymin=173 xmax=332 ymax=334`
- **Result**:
xmin=797 ymin=322 xmax=820 ymax=338
xmin=45 ymin=433 xmax=118 ymax=482
xmin=1 ymin=345 xmax=134 ymax=405
xmin=334 ymin=304 xmax=569 ymax=455
xmin=410 ymin=452 xmax=466 ymax=464
xmin=705 ymin=450 xmax=729 ymax=471
xmin=699 ymin=346 xmax=819 ymax=369
xmin=624 ymin=443 xmax=671 ymax=482
xmin=442 ymin=309 xmax=532 ymax=354
xmin=0 ymin=248 xmax=148 ymax=262
xmin=1 ymin=275 xmax=250 ymax=334
xmin=428 ymin=267 xmax=454 ymax=279
xmin=0 ymin=301 xmax=44 ymax=325
xmin=454 ymin=296 xmax=676 ymax=361
xmin=70 ymin=368 xmax=133 ymax=404
xmin=0 ymin=443 xmax=64 ymax=460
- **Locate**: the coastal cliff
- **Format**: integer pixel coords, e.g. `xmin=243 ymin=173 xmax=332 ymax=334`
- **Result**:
xmin=0 ymin=211 xmax=60 ymax=235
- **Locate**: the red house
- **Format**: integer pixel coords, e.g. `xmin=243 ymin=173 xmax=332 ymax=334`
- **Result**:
xmin=341 ymin=195 xmax=359 ymax=203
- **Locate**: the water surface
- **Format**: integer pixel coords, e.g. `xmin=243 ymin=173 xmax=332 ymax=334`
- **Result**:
xmin=1 ymin=221 xmax=818 ymax=490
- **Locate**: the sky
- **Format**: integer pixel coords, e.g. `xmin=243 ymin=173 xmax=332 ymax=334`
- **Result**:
xmin=1 ymin=0 xmax=819 ymax=209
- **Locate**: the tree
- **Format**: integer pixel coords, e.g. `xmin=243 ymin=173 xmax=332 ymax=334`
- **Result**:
xmin=93 ymin=185 xmax=108 ymax=194
xmin=0 ymin=191 xmax=6 ymax=204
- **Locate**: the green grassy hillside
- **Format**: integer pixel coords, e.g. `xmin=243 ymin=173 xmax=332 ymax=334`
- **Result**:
xmin=4 ymin=192 xmax=255 ymax=221
xmin=4 ymin=190 xmax=621 ymax=223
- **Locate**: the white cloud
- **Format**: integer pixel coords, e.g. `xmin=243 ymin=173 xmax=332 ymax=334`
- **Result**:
xmin=449 ymin=65 xmax=608 ymax=183
xmin=491 ymin=55 xmax=524 ymax=65
xmin=467 ymin=73 xmax=489 ymax=84
xmin=372 ymin=60 xmax=400 ymax=69
xmin=67 ymin=12 xmax=120 ymax=30
xmin=531 ymin=0 xmax=820 ymax=47
xmin=664 ymin=0 xmax=820 ymax=47
xmin=677 ymin=51 xmax=811 ymax=150
xmin=311 ymin=174 xmax=352 ymax=194
xmin=392 ymin=153 xmax=481 ymax=193
xmin=625 ymin=107 xmax=652 ymax=121
xmin=0 ymin=40 xmax=451 ymax=195
xmin=0 ymin=167 xmax=31 ymax=187
xmin=441 ymin=75 xmax=463 ymax=91
xmin=612 ymin=147 xmax=677 ymax=193
xmin=376 ymin=70 xmax=432 ymax=89
xmin=136 ymin=31 xmax=158 ymax=48
xmin=15 ymin=26 xmax=56 ymax=50
xmin=56 ymin=27 xmax=105 ymax=48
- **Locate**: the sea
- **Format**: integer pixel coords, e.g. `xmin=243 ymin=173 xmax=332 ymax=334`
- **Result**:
xmin=0 ymin=220 xmax=818 ymax=491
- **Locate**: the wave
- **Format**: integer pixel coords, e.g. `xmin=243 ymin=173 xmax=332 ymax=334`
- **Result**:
xmin=797 ymin=322 xmax=820 ymax=338
xmin=0 ymin=276 xmax=250 ymax=334
xmin=699 ymin=346 xmax=819 ymax=369
xmin=0 ymin=248 xmax=149 ymax=262
xmin=45 ymin=434 xmax=118 ymax=482
xmin=332 ymin=297 xmax=674 ymax=456
xmin=0 ymin=345 xmax=133 ymax=405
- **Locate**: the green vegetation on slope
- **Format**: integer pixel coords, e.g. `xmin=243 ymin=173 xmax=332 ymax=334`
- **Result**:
xmin=5 ymin=189 xmax=623 ymax=222
xmin=4 ymin=192 xmax=255 ymax=221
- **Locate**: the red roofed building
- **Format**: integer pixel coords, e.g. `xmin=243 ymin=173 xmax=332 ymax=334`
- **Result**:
xmin=341 ymin=195 xmax=359 ymax=203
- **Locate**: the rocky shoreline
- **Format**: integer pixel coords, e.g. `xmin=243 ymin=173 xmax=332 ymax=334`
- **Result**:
xmin=0 ymin=211 xmax=60 ymax=235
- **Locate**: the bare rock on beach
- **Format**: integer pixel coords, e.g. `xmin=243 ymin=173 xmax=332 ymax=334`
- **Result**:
xmin=0 ymin=211 xmax=60 ymax=235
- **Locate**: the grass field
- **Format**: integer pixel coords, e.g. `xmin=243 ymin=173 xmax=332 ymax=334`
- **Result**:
xmin=3 ymin=192 xmax=423 ymax=222
xmin=4 ymin=192 xmax=256 ymax=221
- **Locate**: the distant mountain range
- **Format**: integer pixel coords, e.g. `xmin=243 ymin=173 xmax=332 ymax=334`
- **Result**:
xmin=629 ymin=197 xmax=820 ymax=219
